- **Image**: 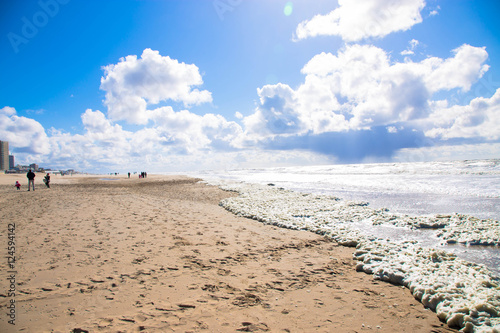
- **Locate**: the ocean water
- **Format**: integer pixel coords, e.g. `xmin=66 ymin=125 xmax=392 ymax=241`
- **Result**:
xmin=190 ymin=159 xmax=500 ymax=275
xmin=194 ymin=159 xmax=500 ymax=220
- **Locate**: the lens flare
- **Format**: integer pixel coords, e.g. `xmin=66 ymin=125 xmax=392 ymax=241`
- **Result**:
xmin=284 ymin=2 xmax=293 ymax=16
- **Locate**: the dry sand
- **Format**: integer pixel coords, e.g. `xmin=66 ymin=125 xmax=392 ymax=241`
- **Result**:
xmin=0 ymin=174 xmax=458 ymax=332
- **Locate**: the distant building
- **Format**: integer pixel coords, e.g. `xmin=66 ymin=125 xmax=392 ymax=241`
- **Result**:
xmin=0 ymin=141 xmax=8 ymax=171
xmin=9 ymin=155 xmax=14 ymax=170
xmin=29 ymin=163 xmax=39 ymax=171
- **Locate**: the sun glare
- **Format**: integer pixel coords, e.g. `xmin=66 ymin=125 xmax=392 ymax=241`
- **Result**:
xmin=284 ymin=2 xmax=293 ymax=16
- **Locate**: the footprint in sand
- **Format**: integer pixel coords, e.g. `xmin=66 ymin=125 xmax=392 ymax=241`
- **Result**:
xmin=236 ymin=322 xmax=270 ymax=332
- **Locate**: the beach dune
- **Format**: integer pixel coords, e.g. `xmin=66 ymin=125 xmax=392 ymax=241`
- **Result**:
xmin=0 ymin=175 xmax=457 ymax=332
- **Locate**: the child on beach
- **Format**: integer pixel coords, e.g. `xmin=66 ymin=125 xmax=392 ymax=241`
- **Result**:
xmin=44 ymin=173 xmax=50 ymax=188
xmin=15 ymin=181 xmax=21 ymax=190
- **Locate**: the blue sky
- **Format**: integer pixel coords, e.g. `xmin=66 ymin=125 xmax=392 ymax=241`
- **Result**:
xmin=1 ymin=0 xmax=499 ymax=173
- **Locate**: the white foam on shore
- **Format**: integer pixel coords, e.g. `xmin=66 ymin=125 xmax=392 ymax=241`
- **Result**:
xmin=213 ymin=180 xmax=500 ymax=333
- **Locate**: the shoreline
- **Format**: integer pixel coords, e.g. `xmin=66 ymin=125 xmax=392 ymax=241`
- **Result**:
xmin=1 ymin=175 xmax=458 ymax=332
xmin=215 ymin=180 xmax=500 ymax=332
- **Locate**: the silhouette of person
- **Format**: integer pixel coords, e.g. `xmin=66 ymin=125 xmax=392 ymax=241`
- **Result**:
xmin=27 ymin=169 xmax=35 ymax=191
xmin=15 ymin=181 xmax=21 ymax=190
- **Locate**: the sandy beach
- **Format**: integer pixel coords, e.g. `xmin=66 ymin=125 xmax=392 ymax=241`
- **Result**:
xmin=0 ymin=174 xmax=458 ymax=332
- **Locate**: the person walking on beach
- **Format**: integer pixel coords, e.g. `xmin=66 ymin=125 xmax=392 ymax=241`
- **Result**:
xmin=15 ymin=181 xmax=21 ymax=190
xmin=44 ymin=173 xmax=50 ymax=188
xmin=27 ymin=169 xmax=35 ymax=191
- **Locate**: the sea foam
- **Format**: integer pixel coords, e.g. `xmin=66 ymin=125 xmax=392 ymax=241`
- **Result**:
xmin=214 ymin=181 xmax=500 ymax=333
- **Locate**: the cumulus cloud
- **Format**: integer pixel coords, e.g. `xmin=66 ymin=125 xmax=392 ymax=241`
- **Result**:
xmin=401 ymin=39 xmax=420 ymax=56
xmin=40 ymin=106 xmax=244 ymax=171
xmin=148 ymin=106 xmax=243 ymax=153
xmin=0 ymin=106 xmax=50 ymax=154
xmin=0 ymin=106 xmax=16 ymax=116
xmin=46 ymin=130 xmax=96 ymax=170
xmin=428 ymin=5 xmax=440 ymax=17
xmin=423 ymin=88 xmax=500 ymax=140
xmin=243 ymin=83 xmax=304 ymax=139
xmin=41 ymin=110 xmax=134 ymax=170
xmin=295 ymin=0 xmax=426 ymax=42
xmin=422 ymin=45 xmax=489 ymax=92
xmin=243 ymin=43 xmax=490 ymax=141
xmin=82 ymin=109 xmax=130 ymax=143
xmin=100 ymin=48 xmax=212 ymax=124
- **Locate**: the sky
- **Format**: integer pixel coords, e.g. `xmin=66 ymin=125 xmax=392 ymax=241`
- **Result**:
xmin=1 ymin=0 xmax=499 ymax=173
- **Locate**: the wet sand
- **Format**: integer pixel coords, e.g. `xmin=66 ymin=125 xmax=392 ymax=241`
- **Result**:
xmin=0 ymin=174 xmax=458 ymax=332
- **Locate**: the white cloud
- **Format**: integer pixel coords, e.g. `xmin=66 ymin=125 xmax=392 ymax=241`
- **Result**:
xmin=243 ymin=43 xmax=491 ymax=141
xmin=422 ymin=44 xmax=489 ymax=92
xmin=81 ymin=109 xmax=130 ymax=142
xmin=40 ymin=106 xmax=244 ymax=171
xmin=148 ymin=106 xmax=243 ymax=153
xmin=295 ymin=0 xmax=426 ymax=42
xmin=243 ymin=83 xmax=304 ymax=139
xmin=296 ymin=73 xmax=348 ymax=133
xmin=42 ymin=110 xmax=134 ymax=170
xmin=423 ymin=88 xmax=500 ymax=140
xmin=100 ymin=48 xmax=212 ymax=125
xmin=46 ymin=130 xmax=94 ymax=169
xmin=0 ymin=106 xmax=16 ymax=116
xmin=429 ymin=5 xmax=440 ymax=17
xmin=387 ymin=126 xmax=398 ymax=133
xmin=401 ymin=39 xmax=419 ymax=56
xmin=0 ymin=106 xmax=50 ymax=154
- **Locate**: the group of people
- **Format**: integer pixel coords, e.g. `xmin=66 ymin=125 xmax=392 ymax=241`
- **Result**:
xmin=15 ymin=170 xmax=50 ymax=191
xmin=126 ymin=172 xmax=147 ymax=179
